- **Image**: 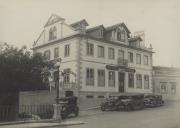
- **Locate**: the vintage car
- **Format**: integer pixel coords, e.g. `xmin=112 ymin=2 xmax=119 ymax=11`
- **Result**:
xmin=116 ymin=93 xmax=145 ymax=111
xmin=100 ymin=97 xmax=121 ymax=111
xmin=144 ymin=94 xmax=164 ymax=107
xmin=101 ymin=93 xmax=145 ymax=111
xmin=58 ymin=96 xmax=79 ymax=119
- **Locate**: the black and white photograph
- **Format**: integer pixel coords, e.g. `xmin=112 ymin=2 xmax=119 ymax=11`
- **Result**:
xmin=0 ymin=0 xmax=180 ymax=128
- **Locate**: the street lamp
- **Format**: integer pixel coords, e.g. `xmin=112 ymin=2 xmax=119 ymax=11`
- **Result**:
xmin=53 ymin=59 xmax=62 ymax=121
xmin=54 ymin=61 xmax=61 ymax=104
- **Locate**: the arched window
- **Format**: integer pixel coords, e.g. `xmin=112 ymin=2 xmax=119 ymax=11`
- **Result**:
xmin=49 ymin=26 xmax=57 ymax=41
xmin=52 ymin=27 xmax=57 ymax=39
xmin=49 ymin=28 xmax=53 ymax=40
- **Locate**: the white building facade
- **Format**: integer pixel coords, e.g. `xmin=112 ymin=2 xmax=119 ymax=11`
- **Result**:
xmin=33 ymin=14 xmax=153 ymax=98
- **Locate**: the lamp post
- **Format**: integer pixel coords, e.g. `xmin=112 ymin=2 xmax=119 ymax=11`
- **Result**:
xmin=53 ymin=59 xmax=62 ymax=121
xmin=54 ymin=61 xmax=60 ymax=104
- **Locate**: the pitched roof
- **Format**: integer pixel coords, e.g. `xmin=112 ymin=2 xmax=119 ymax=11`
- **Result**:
xmin=105 ymin=23 xmax=131 ymax=33
xmin=86 ymin=25 xmax=105 ymax=32
xmin=44 ymin=14 xmax=65 ymax=27
xmin=70 ymin=19 xmax=89 ymax=27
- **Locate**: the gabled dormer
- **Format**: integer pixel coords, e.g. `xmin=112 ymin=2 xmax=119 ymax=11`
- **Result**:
xmin=86 ymin=25 xmax=105 ymax=39
xmin=70 ymin=19 xmax=89 ymax=34
xmin=104 ymin=23 xmax=130 ymax=44
xmin=128 ymin=36 xmax=143 ymax=48
xmin=34 ymin=14 xmax=78 ymax=47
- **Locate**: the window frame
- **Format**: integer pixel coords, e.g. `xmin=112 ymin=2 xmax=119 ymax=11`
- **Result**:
xmin=64 ymin=44 xmax=70 ymax=57
xmin=108 ymin=48 xmax=115 ymax=59
xmin=98 ymin=46 xmax=105 ymax=58
xmin=136 ymin=53 xmax=141 ymax=64
xmin=54 ymin=47 xmax=59 ymax=58
xmin=128 ymin=52 xmax=133 ymax=63
xmin=44 ymin=50 xmax=51 ymax=60
xmin=128 ymin=73 xmax=134 ymax=88
xmin=97 ymin=69 xmax=105 ymax=87
xmin=108 ymin=71 xmax=115 ymax=87
xmin=144 ymin=75 xmax=149 ymax=89
xmin=144 ymin=55 xmax=149 ymax=65
xmin=86 ymin=43 xmax=94 ymax=56
xmin=86 ymin=68 xmax=94 ymax=86
xmin=136 ymin=74 xmax=142 ymax=88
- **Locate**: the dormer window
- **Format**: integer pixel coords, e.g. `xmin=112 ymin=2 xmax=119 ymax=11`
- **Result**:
xmin=49 ymin=26 xmax=57 ymax=41
xmin=117 ymin=30 xmax=126 ymax=42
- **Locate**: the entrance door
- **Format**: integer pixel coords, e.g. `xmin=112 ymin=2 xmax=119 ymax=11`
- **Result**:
xmin=118 ymin=72 xmax=125 ymax=92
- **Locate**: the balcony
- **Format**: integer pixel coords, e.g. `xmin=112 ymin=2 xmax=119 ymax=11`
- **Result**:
xmin=117 ymin=58 xmax=128 ymax=67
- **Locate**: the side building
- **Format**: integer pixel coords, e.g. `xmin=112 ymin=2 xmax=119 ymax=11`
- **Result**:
xmin=32 ymin=14 xmax=153 ymax=99
xmin=152 ymin=66 xmax=180 ymax=101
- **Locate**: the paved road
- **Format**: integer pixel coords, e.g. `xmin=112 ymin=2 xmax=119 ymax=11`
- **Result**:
xmin=62 ymin=102 xmax=180 ymax=128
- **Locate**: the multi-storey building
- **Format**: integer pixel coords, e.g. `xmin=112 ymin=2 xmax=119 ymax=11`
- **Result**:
xmin=153 ymin=66 xmax=180 ymax=101
xmin=32 ymin=14 xmax=153 ymax=98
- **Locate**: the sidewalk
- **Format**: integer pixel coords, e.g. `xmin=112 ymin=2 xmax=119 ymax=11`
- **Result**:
xmin=0 ymin=120 xmax=85 ymax=128
xmin=0 ymin=108 xmax=101 ymax=128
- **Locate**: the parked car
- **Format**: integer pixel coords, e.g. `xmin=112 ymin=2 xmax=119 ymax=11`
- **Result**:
xmin=100 ymin=97 xmax=121 ymax=111
xmin=101 ymin=93 xmax=145 ymax=111
xmin=144 ymin=94 xmax=164 ymax=107
xmin=58 ymin=96 xmax=79 ymax=119
xmin=116 ymin=93 xmax=145 ymax=111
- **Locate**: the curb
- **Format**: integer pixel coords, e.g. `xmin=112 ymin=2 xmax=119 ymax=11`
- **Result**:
xmin=29 ymin=121 xmax=86 ymax=128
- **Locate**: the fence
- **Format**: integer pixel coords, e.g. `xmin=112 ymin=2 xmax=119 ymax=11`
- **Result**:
xmin=0 ymin=104 xmax=54 ymax=122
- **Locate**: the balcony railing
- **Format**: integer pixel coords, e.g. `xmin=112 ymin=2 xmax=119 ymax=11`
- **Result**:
xmin=117 ymin=58 xmax=128 ymax=67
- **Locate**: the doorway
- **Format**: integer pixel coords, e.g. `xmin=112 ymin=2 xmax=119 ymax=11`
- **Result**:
xmin=118 ymin=72 xmax=125 ymax=92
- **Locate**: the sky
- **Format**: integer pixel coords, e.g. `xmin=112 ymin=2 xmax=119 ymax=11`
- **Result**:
xmin=0 ymin=0 xmax=180 ymax=67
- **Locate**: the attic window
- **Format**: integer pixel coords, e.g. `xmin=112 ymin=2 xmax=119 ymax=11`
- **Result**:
xmin=117 ymin=30 xmax=126 ymax=42
xmin=49 ymin=26 xmax=57 ymax=41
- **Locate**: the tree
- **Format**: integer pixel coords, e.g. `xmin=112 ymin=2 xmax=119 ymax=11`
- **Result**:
xmin=0 ymin=44 xmax=53 ymax=92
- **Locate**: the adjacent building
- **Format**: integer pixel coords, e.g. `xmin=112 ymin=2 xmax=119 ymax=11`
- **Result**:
xmin=32 ymin=14 xmax=153 ymax=99
xmin=153 ymin=66 xmax=180 ymax=101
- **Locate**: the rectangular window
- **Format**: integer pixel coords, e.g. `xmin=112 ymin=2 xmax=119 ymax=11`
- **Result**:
xmin=63 ymin=68 xmax=70 ymax=84
xmin=108 ymin=71 xmax=115 ymax=87
xmin=54 ymin=47 xmax=59 ymax=58
xmin=136 ymin=53 xmax=141 ymax=64
xmin=98 ymin=46 xmax=104 ymax=58
xmin=170 ymin=82 xmax=176 ymax=95
xmin=161 ymin=83 xmax=167 ymax=94
xmin=98 ymin=70 xmax=105 ymax=87
xmin=86 ymin=68 xmax=94 ymax=86
xmin=128 ymin=73 xmax=134 ymax=88
xmin=144 ymin=55 xmax=149 ymax=65
xmin=64 ymin=44 xmax=70 ymax=57
xmin=87 ymin=43 xmax=94 ymax=56
xmin=144 ymin=75 xmax=149 ymax=89
xmin=108 ymin=48 xmax=115 ymax=59
xmin=44 ymin=50 xmax=51 ymax=60
xmin=128 ymin=52 xmax=133 ymax=63
xmin=136 ymin=74 xmax=142 ymax=88
xmin=118 ymin=50 xmax=124 ymax=60
xmin=117 ymin=31 xmax=125 ymax=42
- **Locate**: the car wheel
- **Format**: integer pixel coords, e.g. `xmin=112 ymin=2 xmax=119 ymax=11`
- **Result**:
xmin=101 ymin=106 xmax=105 ymax=111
